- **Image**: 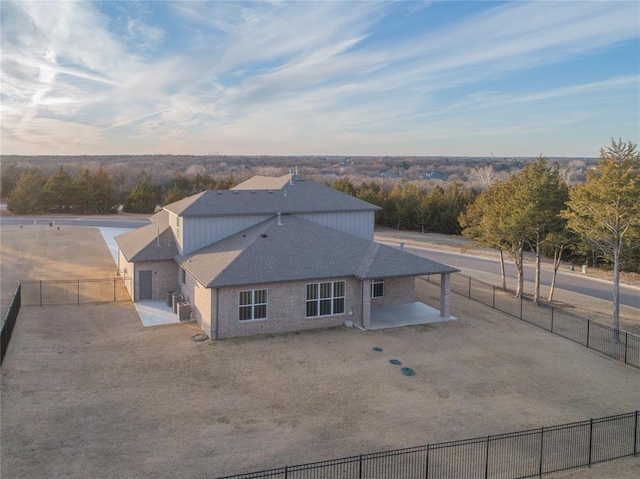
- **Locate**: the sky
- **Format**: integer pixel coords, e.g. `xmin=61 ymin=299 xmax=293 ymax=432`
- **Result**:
xmin=1 ymin=1 xmax=639 ymax=158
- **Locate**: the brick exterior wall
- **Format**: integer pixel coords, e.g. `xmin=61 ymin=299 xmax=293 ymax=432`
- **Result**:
xmin=214 ymin=277 xmax=362 ymax=339
xmin=179 ymin=268 xmax=212 ymax=337
xmin=370 ymin=276 xmax=416 ymax=306
xmin=118 ymin=251 xmax=135 ymax=300
xmin=134 ymin=260 xmax=180 ymax=302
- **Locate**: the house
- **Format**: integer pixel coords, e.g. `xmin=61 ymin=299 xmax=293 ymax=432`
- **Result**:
xmin=115 ymin=174 xmax=457 ymax=340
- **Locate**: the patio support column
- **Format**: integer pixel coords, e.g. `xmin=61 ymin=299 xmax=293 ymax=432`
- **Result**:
xmin=440 ymin=272 xmax=451 ymax=318
xmin=362 ymin=279 xmax=371 ymax=329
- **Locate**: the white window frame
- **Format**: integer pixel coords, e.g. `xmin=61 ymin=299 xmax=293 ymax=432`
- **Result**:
xmin=306 ymin=281 xmax=345 ymax=318
xmin=238 ymin=289 xmax=268 ymax=321
xmin=370 ymin=278 xmax=384 ymax=298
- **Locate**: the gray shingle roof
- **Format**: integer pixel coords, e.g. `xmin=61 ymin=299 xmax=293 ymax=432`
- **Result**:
xmin=176 ymin=215 xmax=457 ymax=288
xmin=115 ymin=210 xmax=178 ymax=262
xmin=163 ymin=175 xmax=380 ymax=217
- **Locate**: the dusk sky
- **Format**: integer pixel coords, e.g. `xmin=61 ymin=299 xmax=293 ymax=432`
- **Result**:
xmin=1 ymin=1 xmax=638 ymax=158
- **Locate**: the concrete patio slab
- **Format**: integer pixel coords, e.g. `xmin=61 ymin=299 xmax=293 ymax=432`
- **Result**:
xmin=369 ymin=301 xmax=456 ymax=330
xmin=134 ymin=300 xmax=180 ymax=327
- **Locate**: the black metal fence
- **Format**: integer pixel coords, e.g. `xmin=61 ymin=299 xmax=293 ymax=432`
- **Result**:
xmin=216 ymin=411 xmax=639 ymax=479
xmin=1 ymin=282 xmax=21 ymax=365
xmin=424 ymin=273 xmax=640 ymax=370
xmin=20 ymin=277 xmax=131 ymax=306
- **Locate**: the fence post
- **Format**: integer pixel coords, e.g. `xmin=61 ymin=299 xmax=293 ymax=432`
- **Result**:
xmin=634 ymin=411 xmax=638 ymax=456
xmin=587 ymin=321 xmax=590 ymax=349
xmin=539 ymin=427 xmax=544 ymax=478
xmin=624 ymin=333 xmax=628 ymax=364
xmin=588 ymin=418 xmax=593 ymax=467
xmin=424 ymin=445 xmax=430 ymax=479
xmin=484 ymin=436 xmax=490 ymax=479
xmin=284 ymin=465 xmax=288 ymax=479
xmin=359 ymin=454 xmax=363 ymax=479
xmin=520 ymin=295 xmax=523 ymax=320
xmin=492 ymin=286 xmax=495 ymax=309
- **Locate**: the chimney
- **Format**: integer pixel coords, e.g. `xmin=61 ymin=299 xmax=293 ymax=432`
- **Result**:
xmin=277 ymin=212 xmax=283 ymax=226
xmin=289 ymin=170 xmax=294 ymax=185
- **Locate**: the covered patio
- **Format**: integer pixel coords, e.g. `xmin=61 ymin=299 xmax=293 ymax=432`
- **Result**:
xmin=369 ymin=301 xmax=456 ymax=330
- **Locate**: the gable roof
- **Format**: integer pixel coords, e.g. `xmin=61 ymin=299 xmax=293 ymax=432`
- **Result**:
xmin=176 ymin=215 xmax=457 ymax=288
xmin=163 ymin=175 xmax=380 ymax=217
xmin=115 ymin=210 xmax=178 ymax=262
xmin=231 ymin=174 xmax=291 ymax=190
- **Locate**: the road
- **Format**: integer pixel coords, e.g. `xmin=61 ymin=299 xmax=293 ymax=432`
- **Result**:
xmin=397 ymin=244 xmax=639 ymax=309
xmin=2 ymin=216 xmax=637 ymax=309
xmin=0 ymin=216 xmax=150 ymax=229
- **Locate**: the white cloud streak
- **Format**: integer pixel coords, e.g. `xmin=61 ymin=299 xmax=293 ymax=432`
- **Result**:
xmin=1 ymin=0 xmax=638 ymax=156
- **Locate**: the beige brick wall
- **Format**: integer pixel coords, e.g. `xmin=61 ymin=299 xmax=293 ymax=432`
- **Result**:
xmin=214 ymin=278 xmax=362 ymax=339
xmin=370 ymin=276 xmax=415 ymax=305
xmin=118 ymin=251 xmax=135 ymax=300
xmin=135 ymin=260 xmax=179 ymax=302
xmin=179 ymin=269 xmax=212 ymax=336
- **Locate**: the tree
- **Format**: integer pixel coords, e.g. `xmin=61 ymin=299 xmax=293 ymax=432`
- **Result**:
xmin=124 ymin=182 xmax=158 ymax=213
xmin=1 ymin=162 xmax=23 ymax=199
xmin=459 ymin=182 xmax=511 ymax=291
xmin=517 ymin=158 xmax=568 ymax=303
xmin=7 ymin=169 xmax=44 ymax=214
xmin=562 ymin=138 xmax=640 ymax=340
xmin=91 ymin=166 xmax=118 ymax=214
xmin=42 ymin=167 xmax=76 ymax=212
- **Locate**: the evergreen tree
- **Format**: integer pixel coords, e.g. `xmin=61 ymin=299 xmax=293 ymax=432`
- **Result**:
xmin=124 ymin=182 xmax=158 ymax=213
xmin=91 ymin=166 xmax=118 ymax=214
xmin=7 ymin=168 xmax=44 ymax=214
xmin=43 ymin=166 xmax=76 ymax=212
xmin=562 ymin=138 xmax=640 ymax=340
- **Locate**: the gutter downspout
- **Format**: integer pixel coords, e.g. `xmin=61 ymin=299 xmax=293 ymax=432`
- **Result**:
xmin=214 ymin=288 xmax=219 ymax=340
xmin=361 ymin=280 xmax=365 ymax=329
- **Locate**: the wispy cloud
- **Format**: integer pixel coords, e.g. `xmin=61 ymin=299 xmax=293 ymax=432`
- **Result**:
xmin=1 ymin=0 xmax=638 ymax=156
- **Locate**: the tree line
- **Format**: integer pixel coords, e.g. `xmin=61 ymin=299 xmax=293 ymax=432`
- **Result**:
xmin=3 ymin=167 xmax=238 ymax=214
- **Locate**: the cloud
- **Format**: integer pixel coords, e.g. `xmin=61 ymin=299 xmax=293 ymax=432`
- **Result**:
xmin=1 ymin=0 xmax=638 ymax=156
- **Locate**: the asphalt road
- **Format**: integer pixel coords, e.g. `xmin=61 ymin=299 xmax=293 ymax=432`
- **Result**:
xmin=0 ymin=217 xmax=150 ymax=229
xmin=399 ymin=245 xmax=639 ymax=309
xmin=2 ymin=216 xmax=637 ymax=309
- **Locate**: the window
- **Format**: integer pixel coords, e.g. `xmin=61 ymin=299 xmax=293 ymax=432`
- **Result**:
xmin=238 ymin=289 xmax=267 ymax=321
xmin=180 ymin=268 xmax=186 ymax=284
xmin=371 ymin=278 xmax=384 ymax=298
xmin=306 ymin=281 xmax=345 ymax=317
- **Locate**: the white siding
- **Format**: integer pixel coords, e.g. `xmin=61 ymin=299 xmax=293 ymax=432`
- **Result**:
xmin=181 ymin=215 xmax=272 ymax=255
xmin=296 ymin=211 xmax=374 ymax=240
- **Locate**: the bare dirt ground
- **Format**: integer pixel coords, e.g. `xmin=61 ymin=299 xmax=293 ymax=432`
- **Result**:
xmin=1 ymin=226 xmax=639 ymax=478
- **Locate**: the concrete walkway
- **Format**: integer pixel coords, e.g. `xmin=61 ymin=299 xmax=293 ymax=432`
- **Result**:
xmin=99 ymin=227 xmax=180 ymax=327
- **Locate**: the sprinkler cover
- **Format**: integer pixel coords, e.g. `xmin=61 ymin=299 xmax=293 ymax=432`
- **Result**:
xmin=389 ymin=359 xmax=402 ymax=365
xmin=372 ymin=347 xmax=383 ymax=352
xmin=401 ymin=367 xmax=415 ymax=376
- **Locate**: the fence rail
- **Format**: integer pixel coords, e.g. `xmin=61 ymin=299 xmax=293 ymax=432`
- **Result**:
xmin=216 ymin=411 xmax=639 ymax=479
xmin=1 ymin=282 xmax=21 ymax=365
xmin=20 ymin=277 xmax=131 ymax=306
xmin=425 ymin=273 xmax=640 ymax=370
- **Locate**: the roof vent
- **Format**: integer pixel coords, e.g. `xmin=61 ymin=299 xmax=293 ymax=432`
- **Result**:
xmin=261 ymin=234 xmax=267 ymax=238
xmin=277 ymin=212 xmax=283 ymax=226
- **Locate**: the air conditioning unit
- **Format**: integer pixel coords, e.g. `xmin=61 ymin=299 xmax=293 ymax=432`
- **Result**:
xmin=172 ymin=293 xmax=184 ymax=313
xmin=177 ymin=302 xmax=191 ymax=322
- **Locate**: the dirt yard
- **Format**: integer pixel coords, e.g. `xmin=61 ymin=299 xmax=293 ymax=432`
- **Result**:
xmin=1 ymin=225 xmax=639 ymax=478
